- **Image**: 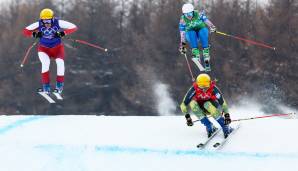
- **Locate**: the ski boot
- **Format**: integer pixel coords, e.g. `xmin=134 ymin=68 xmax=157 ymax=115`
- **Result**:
xmin=192 ymin=48 xmax=201 ymax=63
xmin=217 ymin=117 xmax=233 ymax=138
xmin=54 ymin=82 xmax=64 ymax=94
xmin=202 ymin=48 xmax=211 ymax=72
xmin=38 ymin=83 xmax=51 ymax=95
xmin=201 ymin=117 xmax=217 ymax=138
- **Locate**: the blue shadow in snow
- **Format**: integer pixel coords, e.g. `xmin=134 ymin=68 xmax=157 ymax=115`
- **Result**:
xmin=0 ymin=116 xmax=47 ymax=135
xmin=35 ymin=145 xmax=298 ymax=159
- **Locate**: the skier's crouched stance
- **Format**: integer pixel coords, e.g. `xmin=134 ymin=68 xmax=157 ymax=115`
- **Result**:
xmin=23 ymin=8 xmax=77 ymax=95
xmin=180 ymin=73 xmax=233 ymax=138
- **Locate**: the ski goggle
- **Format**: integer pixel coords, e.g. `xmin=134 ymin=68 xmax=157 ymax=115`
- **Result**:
xmin=42 ymin=19 xmax=52 ymax=24
xmin=184 ymin=11 xmax=194 ymax=18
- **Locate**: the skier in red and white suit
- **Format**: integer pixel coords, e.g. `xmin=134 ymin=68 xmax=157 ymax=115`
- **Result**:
xmin=23 ymin=8 xmax=77 ymax=94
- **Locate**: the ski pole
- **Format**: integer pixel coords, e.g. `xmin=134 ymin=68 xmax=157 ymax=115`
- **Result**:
xmin=232 ymin=113 xmax=296 ymax=122
xmin=20 ymin=40 xmax=38 ymax=68
xmin=215 ymin=31 xmax=276 ymax=50
xmin=67 ymin=38 xmax=108 ymax=52
xmin=183 ymin=54 xmax=195 ymax=82
xmin=191 ymin=113 xmax=296 ymax=124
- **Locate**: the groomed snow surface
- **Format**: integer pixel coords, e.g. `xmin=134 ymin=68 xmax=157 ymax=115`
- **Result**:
xmin=0 ymin=111 xmax=297 ymax=171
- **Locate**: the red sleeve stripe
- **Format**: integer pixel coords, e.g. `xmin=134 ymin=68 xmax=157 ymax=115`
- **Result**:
xmin=23 ymin=22 xmax=39 ymax=37
xmin=64 ymin=27 xmax=78 ymax=35
xmin=23 ymin=29 xmax=33 ymax=37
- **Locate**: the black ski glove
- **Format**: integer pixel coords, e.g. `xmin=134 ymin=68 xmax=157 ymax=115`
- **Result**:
xmin=55 ymin=31 xmax=66 ymax=38
xmin=32 ymin=31 xmax=43 ymax=38
xmin=185 ymin=113 xmax=193 ymax=126
xmin=224 ymin=113 xmax=231 ymax=125
xmin=179 ymin=42 xmax=187 ymax=55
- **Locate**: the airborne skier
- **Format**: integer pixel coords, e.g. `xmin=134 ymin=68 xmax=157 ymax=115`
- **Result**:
xmin=23 ymin=8 xmax=77 ymax=95
xmin=178 ymin=3 xmax=216 ymax=71
xmin=180 ymin=73 xmax=233 ymax=138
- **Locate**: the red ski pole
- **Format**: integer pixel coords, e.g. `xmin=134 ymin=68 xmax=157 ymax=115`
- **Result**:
xmin=215 ymin=31 xmax=276 ymax=50
xmin=191 ymin=113 xmax=296 ymax=123
xmin=20 ymin=40 xmax=38 ymax=68
xmin=232 ymin=113 xmax=296 ymax=122
xmin=183 ymin=54 xmax=195 ymax=82
xmin=67 ymin=38 xmax=108 ymax=52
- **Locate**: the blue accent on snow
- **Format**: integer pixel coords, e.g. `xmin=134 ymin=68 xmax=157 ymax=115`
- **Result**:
xmin=0 ymin=116 xmax=47 ymax=135
xmin=34 ymin=145 xmax=298 ymax=159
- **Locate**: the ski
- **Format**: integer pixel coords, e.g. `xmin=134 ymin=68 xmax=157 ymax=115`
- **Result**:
xmin=38 ymin=91 xmax=55 ymax=103
xmin=197 ymin=127 xmax=221 ymax=149
xmin=191 ymin=58 xmax=205 ymax=71
xmin=212 ymin=124 xmax=241 ymax=149
xmin=52 ymin=89 xmax=63 ymax=100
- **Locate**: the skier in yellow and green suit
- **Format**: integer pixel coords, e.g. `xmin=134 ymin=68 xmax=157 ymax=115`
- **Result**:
xmin=180 ymin=73 xmax=233 ymax=138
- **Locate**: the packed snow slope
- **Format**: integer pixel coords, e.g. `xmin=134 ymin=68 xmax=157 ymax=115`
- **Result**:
xmin=0 ymin=114 xmax=297 ymax=171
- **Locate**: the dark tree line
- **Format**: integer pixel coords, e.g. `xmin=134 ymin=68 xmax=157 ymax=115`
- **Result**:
xmin=0 ymin=0 xmax=296 ymax=115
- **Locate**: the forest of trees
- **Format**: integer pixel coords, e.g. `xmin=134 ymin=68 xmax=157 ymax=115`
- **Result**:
xmin=0 ymin=0 xmax=297 ymax=115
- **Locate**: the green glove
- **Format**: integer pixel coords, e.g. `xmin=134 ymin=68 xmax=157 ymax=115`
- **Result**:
xmin=180 ymin=103 xmax=188 ymax=114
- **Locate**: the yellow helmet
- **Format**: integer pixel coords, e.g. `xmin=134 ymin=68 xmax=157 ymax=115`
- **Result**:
xmin=196 ymin=73 xmax=211 ymax=88
xmin=40 ymin=8 xmax=54 ymax=19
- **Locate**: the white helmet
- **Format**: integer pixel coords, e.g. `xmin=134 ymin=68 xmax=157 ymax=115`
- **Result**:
xmin=182 ymin=3 xmax=194 ymax=14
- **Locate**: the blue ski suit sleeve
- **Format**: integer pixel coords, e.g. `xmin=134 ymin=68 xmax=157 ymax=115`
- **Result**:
xmin=212 ymin=86 xmax=229 ymax=113
xmin=181 ymin=86 xmax=196 ymax=106
xmin=199 ymin=11 xmax=208 ymax=22
xmin=179 ymin=17 xmax=186 ymax=32
xmin=213 ymin=86 xmax=224 ymax=105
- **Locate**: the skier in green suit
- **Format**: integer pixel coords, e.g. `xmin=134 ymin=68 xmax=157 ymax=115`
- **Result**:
xmin=179 ymin=3 xmax=216 ymax=71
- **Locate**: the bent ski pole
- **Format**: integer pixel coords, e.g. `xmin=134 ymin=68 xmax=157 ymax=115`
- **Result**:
xmin=183 ymin=54 xmax=195 ymax=81
xmin=215 ymin=31 xmax=276 ymax=50
xmin=67 ymin=38 xmax=108 ymax=52
xmin=20 ymin=40 xmax=38 ymax=68
xmin=232 ymin=113 xmax=296 ymax=122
